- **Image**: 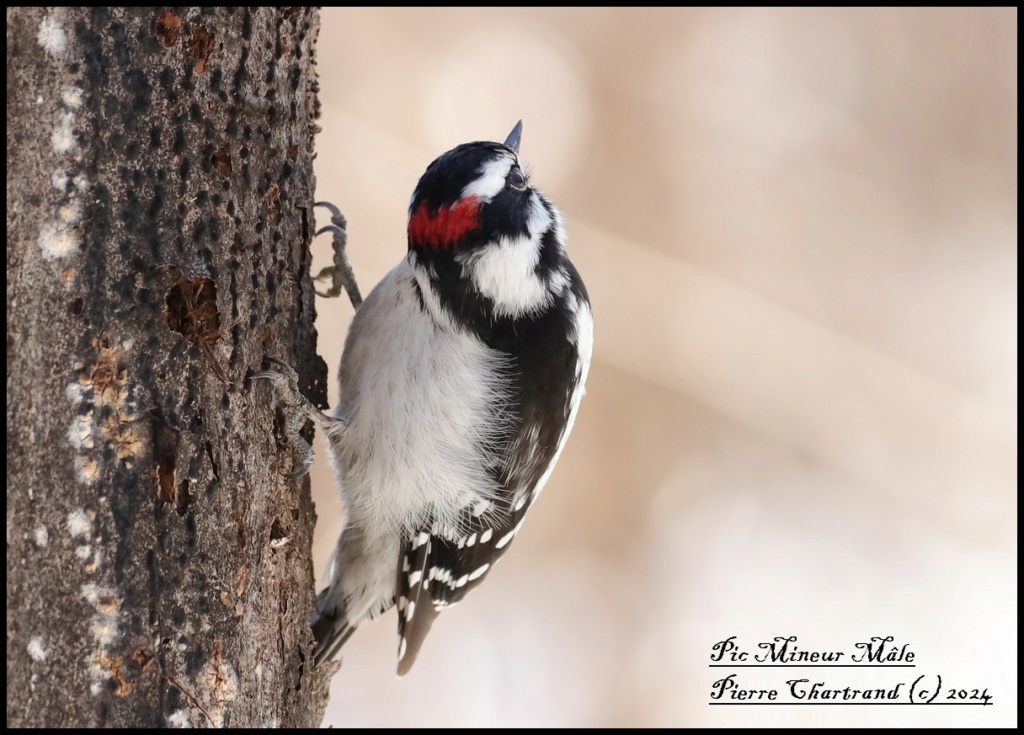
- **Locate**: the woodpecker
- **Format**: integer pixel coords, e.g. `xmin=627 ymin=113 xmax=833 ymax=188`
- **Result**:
xmin=260 ymin=122 xmax=592 ymax=674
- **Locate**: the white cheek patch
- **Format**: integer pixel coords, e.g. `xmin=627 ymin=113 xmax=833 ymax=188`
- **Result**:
xmin=460 ymin=240 xmax=546 ymax=318
xmin=460 ymin=155 xmax=515 ymax=202
xmin=458 ymin=193 xmax=564 ymax=318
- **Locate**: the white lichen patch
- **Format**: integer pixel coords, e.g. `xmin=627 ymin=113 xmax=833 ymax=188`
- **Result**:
xmin=67 ymin=413 xmax=94 ymax=450
xmin=39 ymin=28 xmax=87 ymax=265
xmin=38 ymin=222 xmax=81 ymax=261
xmin=57 ymin=198 xmax=83 ymax=227
xmin=27 ymin=636 xmax=48 ymax=662
xmin=67 ymin=508 xmax=93 ymax=538
xmin=61 ymin=86 xmax=83 ymax=109
xmin=75 ymin=456 xmax=99 ymax=485
xmin=89 ymin=613 xmax=120 ymax=647
xmin=67 ymin=335 xmax=142 ymax=486
xmin=167 ymin=710 xmax=192 ymax=728
xmin=33 ymin=526 xmax=49 ymax=548
xmin=37 ymin=13 xmax=67 ymax=56
xmin=80 ymin=582 xmax=108 ymax=606
xmin=75 ymin=543 xmax=93 ymax=560
xmin=66 ymin=381 xmax=90 ymax=403
xmin=67 ymin=509 xmax=93 ymax=536
xmin=81 ymin=583 xmax=123 ymax=695
xmin=84 ymin=547 xmax=102 ymax=573
xmin=51 ymin=112 xmax=78 ymax=154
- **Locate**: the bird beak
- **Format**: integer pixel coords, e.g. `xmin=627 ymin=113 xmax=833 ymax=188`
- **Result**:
xmin=503 ymin=120 xmax=523 ymax=154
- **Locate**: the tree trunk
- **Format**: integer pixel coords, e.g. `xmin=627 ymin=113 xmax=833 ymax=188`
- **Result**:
xmin=7 ymin=7 xmax=332 ymax=727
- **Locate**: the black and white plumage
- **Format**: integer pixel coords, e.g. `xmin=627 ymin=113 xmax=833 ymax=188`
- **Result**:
xmin=311 ymin=122 xmax=593 ymax=674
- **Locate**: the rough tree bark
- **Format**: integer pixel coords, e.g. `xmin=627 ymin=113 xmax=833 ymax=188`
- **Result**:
xmin=7 ymin=7 xmax=334 ymax=727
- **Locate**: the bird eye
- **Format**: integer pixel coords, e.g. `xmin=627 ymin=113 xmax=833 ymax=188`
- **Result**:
xmin=506 ymin=167 xmax=527 ymax=191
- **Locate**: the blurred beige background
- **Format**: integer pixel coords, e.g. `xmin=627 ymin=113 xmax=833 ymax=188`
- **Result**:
xmin=308 ymin=8 xmax=1016 ymax=728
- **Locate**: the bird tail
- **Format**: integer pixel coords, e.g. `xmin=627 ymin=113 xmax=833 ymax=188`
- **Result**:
xmin=311 ymin=585 xmax=357 ymax=665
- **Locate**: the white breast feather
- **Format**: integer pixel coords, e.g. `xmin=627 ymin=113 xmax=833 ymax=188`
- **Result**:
xmin=331 ymin=258 xmax=513 ymax=540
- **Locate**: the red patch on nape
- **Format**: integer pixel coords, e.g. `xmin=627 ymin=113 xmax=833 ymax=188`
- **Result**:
xmin=408 ymin=195 xmax=481 ymax=249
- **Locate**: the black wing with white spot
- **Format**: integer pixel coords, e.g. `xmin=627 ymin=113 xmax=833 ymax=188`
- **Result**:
xmin=395 ymin=494 xmax=536 ymax=675
xmin=395 ymin=273 xmax=591 ymax=675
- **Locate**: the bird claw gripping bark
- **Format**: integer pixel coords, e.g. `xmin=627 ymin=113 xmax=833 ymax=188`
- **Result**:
xmin=253 ymin=357 xmax=340 ymax=478
xmin=313 ymin=201 xmax=363 ymax=309
xmin=256 ymin=204 xmax=360 ymax=477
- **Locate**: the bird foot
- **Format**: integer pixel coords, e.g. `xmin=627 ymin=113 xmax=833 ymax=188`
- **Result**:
xmin=253 ymin=357 xmax=340 ymax=477
xmin=313 ymin=201 xmax=363 ymax=309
